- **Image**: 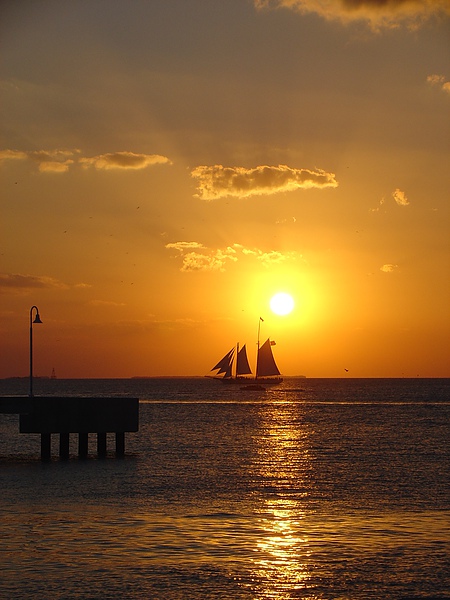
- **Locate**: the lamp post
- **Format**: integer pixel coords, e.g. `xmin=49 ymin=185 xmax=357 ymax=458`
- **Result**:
xmin=29 ymin=306 xmax=43 ymax=397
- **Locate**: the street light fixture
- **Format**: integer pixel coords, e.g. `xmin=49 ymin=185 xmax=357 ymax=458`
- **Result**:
xmin=29 ymin=306 xmax=43 ymax=397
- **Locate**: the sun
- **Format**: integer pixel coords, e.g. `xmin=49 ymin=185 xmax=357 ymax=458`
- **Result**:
xmin=270 ymin=292 xmax=295 ymax=316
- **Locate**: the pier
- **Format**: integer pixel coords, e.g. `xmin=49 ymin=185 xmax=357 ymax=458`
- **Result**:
xmin=0 ymin=396 xmax=139 ymax=460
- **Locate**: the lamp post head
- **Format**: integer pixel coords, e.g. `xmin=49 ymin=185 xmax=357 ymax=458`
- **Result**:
xmin=30 ymin=305 xmax=42 ymax=324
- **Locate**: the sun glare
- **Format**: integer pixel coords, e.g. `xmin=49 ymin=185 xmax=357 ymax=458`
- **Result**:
xmin=270 ymin=293 xmax=295 ymax=316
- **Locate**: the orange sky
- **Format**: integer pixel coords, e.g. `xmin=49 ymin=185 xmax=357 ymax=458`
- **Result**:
xmin=1 ymin=0 xmax=449 ymax=378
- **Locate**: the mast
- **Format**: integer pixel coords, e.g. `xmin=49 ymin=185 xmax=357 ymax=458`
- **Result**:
xmin=256 ymin=317 xmax=263 ymax=379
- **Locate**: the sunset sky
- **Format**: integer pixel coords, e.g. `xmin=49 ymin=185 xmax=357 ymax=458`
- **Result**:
xmin=1 ymin=0 xmax=449 ymax=378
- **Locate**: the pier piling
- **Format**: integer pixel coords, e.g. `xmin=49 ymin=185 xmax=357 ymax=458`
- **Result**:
xmin=97 ymin=432 xmax=107 ymax=458
xmin=78 ymin=432 xmax=89 ymax=459
xmin=115 ymin=432 xmax=125 ymax=456
xmin=41 ymin=433 xmax=51 ymax=461
xmin=59 ymin=432 xmax=70 ymax=460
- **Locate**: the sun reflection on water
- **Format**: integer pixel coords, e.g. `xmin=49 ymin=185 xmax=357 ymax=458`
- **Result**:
xmin=248 ymin=403 xmax=314 ymax=597
xmin=253 ymin=500 xmax=312 ymax=596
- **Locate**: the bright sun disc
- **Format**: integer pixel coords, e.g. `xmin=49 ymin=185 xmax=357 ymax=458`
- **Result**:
xmin=270 ymin=292 xmax=295 ymax=316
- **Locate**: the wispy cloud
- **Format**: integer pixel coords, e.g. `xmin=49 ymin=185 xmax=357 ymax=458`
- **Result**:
xmin=370 ymin=189 xmax=409 ymax=211
xmin=427 ymin=74 xmax=450 ymax=95
xmin=177 ymin=251 xmax=236 ymax=272
xmin=88 ymin=300 xmax=126 ymax=307
xmin=79 ymin=152 xmax=171 ymax=170
xmin=392 ymin=188 xmax=409 ymax=207
xmin=165 ymin=242 xmax=206 ymax=252
xmin=380 ymin=264 xmax=398 ymax=273
xmin=191 ymin=164 xmax=338 ymax=200
xmin=0 ymin=149 xmax=28 ymax=161
xmin=0 ymin=273 xmax=69 ymax=292
xmin=254 ymin=0 xmax=450 ymax=30
xmin=166 ymin=242 xmax=299 ymax=272
xmin=0 ymin=149 xmax=77 ymax=173
xmin=238 ymin=245 xmax=295 ymax=266
xmin=166 ymin=245 xmax=238 ymax=272
xmin=0 ymin=149 xmax=171 ymax=173
xmin=74 ymin=283 xmax=93 ymax=289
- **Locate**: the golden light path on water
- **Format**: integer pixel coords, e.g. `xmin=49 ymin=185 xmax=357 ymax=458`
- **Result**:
xmin=248 ymin=402 xmax=313 ymax=597
xmin=251 ymin=500 xmax=311 ymax=597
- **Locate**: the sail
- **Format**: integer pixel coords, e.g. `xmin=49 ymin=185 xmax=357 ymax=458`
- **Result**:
xmin=211 ymin=348 xmax=235 ymax=377
xmin=236 ymin=345 xmax=252 ymax=376
xmin=256 ymin=339 xmax=281 ymax=378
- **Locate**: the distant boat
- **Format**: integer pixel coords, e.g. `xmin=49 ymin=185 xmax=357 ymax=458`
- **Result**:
xmin=51 ymin=368 xmax=57 ymax=380
xmin=208 ymin=320 xmax=283 ymax=385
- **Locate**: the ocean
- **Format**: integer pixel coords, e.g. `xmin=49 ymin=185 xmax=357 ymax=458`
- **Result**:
xmin=1 ymin=377 xmax=449 ymax=599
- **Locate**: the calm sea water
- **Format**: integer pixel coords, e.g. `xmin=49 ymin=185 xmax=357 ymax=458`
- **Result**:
xmin=1 ymin=377 xmax=449 ymax=599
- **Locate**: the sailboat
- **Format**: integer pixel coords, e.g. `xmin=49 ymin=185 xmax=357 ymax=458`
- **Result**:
xmin=209 ymin=343 xmax=252 ymax=382
xmin=209 ymin=321 xmax=283 ymax=385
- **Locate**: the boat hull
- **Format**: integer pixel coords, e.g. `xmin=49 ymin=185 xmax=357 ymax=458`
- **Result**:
xmin=218 ymin=377 xmax=283 ymax=385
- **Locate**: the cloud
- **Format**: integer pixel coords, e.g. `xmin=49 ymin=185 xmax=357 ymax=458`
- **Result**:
xmin=166 ymin=244 xmax=238 ymax=272
xmin=79 ymin=152 xmax=171 ymax=170
xmin=74 ymin=283 xmax=93 ymax=289
xmin=380 ymin=264 xmax=398 ymax=273
xmin=370 ymin=190 xmax=410 ymax=211
xmin=88 ymin=300 xmax=126 ymax=307
xmin=0 ymin=149 xmax=28 ymax=161
xmin=178 ymin=251 xmax=235 ymax=272
xmin=427 ymin=74 xmax=450 ymax=95
xmin=254 ymin=0 xmax=450 ymax=29
xmin=165 ymin=241 xmax=206 ymax=252
xmin=166 ymin=242 xmax=299 ymax=272
xmin=369 ymin=196 xmax=385 ymax=212
xmin=0 ymin=273 xmax=69 ymax=293
xmin=0 ymin=149 xmax=77 ymax=173
xmin=257 ymin=250 xmax=292 ymax=266
xmin=392 ymin=188 xmax=409 ymax=206
xmin=191 ymin=164 xmax=338 ymax=200
xmin=0 ymin=148 xmax=171 ymax=173
xmin=38 ymin=160 xmax=74 ymax=173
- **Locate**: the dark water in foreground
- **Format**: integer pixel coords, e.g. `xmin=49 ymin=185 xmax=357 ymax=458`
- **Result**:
xmin=1 ymin=378 xmax=449 ymax=599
